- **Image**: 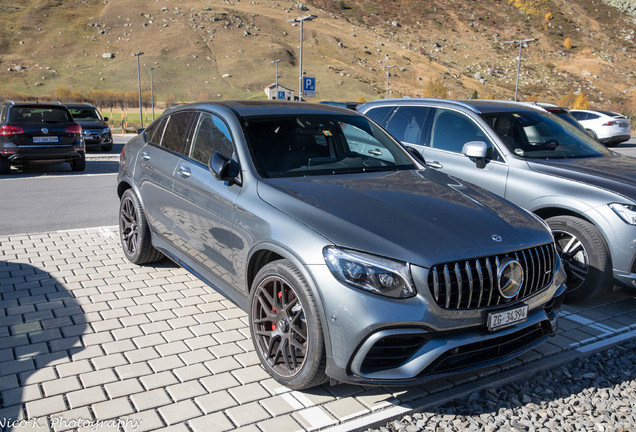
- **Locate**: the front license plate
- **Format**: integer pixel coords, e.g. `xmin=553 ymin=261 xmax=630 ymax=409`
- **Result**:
xmin=487 ymin=305 xmax=528 ymax=331
xmin=33 ymin=136 xmax=58 ymax=143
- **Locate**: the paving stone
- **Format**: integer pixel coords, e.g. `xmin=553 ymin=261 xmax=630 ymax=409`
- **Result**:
xmin=200 ymin=372 xmax=241 ymax=393
xmin=194 ymin=390 xmax=238 ymax=414
xmin=178 ymin=348 xmax=214 ymax=366
xmin=174 ymin=363 xmax=211 ymax=382
xmin=2 ymin=383 xmax=41 ymax=405
xmin=42 ymin=376 xmax=82 ymax=397
xmin=25 ymin=394 xmax=67 ymax=417
xmin=130 ymin=388 xmax=173 ymax=411
xmin=115 ymin=362 xmax=153 ymax=379
xmin=228 ymin=382 xmax=270 ymax=404
xmin=225 ymin=401 xmax=271 ymax=427
xmin=67 ymin=386 xmax=108 ymax=408
xmin=166 ymin=380 xmax=207 ymax=401
xmin=79 ymin=368 xmax=118 ymax=387
xmin=292 ymin=406 xmax=338 ymax=430
xmin=124 ymin=347 xmax=160 ymax=363
xmin=158 ymin=400 xmax=203 ymax=426
xmin=92 ymin=397 xmax=135 ymax=419
xmin=122 ymin=410 xmax=165 ymax=432
xmin=139 ymin=371 xmax=179 ymax=390
xmin=148 ymin=355 xmax=186 ymax=373
xmin=260 ymin=394 xmax=305 ymax=416
xmin=92 ymin=353 xmax=128 ymax=370
xmin=188 ymin=412 xmax=235 ymax=432
xmin=258 ymin=415 xmax=305 ymax=432
xmin=104 ymin=378 xmax=144 ymax=398
xmin=156 ymin=341 xmax=190 ymax=357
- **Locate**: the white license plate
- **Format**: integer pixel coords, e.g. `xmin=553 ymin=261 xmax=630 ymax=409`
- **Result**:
xmin=33 ymin=136 xmax=58 ymax=143
xmin=487 ymin=305 xmax=528 ymax=331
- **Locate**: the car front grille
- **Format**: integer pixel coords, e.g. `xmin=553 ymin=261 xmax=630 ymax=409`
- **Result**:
xmin=360 ymin=334 xmax=429 ymax=374
xmin=427 ymin=243 xmax=556 ymax=310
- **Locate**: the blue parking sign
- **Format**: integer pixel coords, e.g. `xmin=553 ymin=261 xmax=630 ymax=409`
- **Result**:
xmin=277 ymin=91 xmax=286 ymax=100
xmin=303 ymin=77 xmax=316 ymax=97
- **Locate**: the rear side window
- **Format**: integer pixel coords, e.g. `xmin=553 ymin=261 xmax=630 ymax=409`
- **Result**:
xmin=10 ymin=107 xmax=72 ymax=123
xmin=145 ymin=117 xmax=168 ymax=146
xmin=161 ymin=111 xmax=198 ymax=155
xmin=364 ymin=106 xmax=393 ymax=126
xmin=189 ymin=113 xmax=234 ymax=165
xmin=384 ymin=106 xmax=432 ymax=146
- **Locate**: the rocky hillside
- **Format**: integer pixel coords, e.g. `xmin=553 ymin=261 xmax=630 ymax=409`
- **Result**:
xmin=0 ymin=0 xmax=634 ymax=110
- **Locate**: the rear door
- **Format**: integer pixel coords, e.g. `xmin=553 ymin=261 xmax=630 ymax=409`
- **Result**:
xmin=137 ymin=111 xmax=197 ymax=241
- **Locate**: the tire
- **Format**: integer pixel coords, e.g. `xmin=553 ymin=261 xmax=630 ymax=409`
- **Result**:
xmin=71 ymin=153 xmax=86 ymax=171
xmin=249 ymin=259 xmax=328 ymax=390
xmin=546 ymin=215 xmax=612 ymax=303
xmin=119 ymin=189 xmax=163 ymax=264
xmin=586 ymin=129 xmax=599 ymax=142
xmin=0 ymin=157 xmax=10 ymax=174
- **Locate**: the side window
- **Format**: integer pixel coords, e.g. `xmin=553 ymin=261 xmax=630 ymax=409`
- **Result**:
xmin=364 ymin=106 xmax=393 ymax=127
xmin=161 ymin=111 xmax=198 ymax=155
xmin=571 ymin=111 xmax=586 ymax=121
xmin=189 ymin=113 xmax=234 ymax=165
xmin=385 ymin=106 xmax=432 ymax=146
xmin=586 ymin=113 xmax=600 ymax=120
xmin=430 ymin=109 xmax=492 ymax=155
xmin=145 ymin=117 xmax=168 ymax=146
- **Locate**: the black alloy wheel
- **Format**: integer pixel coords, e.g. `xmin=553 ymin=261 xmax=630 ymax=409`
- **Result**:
xmin=119 ymin=189 xmax=162 ymax=264
xmin=249 ymin=260 xmax=327 ymax=390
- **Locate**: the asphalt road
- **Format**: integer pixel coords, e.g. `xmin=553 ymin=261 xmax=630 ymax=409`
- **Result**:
xmin=0 ymin=135 xmax=130 ymax=235
xmin=0 ymin=135 xmax=635 ymax=236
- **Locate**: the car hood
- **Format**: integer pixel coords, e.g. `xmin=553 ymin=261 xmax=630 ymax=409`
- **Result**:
xmin=526 ymin=154 xmax=636 ymax=200
xmin=257 ymin=169 xmax=551 ymax=267
xmin=75 ymin=120 xmax=106 ymax=129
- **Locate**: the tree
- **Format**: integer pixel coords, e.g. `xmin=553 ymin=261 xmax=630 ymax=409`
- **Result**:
xmin=563 ymin=38 xmax=573 ymax=50
xmin=572 ymin=92 xmax=590 ymax=109
xmin=422 ymin=79 xmax=448 ymax=99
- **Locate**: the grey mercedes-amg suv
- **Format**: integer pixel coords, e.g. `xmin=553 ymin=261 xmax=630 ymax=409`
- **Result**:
xmin=117 ymin=101 xmax=566 ymax=389
xmin=359 ymin=98 xmax=636 ymax=302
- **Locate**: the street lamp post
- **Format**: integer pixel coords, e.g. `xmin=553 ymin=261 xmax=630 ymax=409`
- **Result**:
xmin=503 ymin=38 xmax=537 ymax=101
xmin=133 ymin=52 xmax=144 ymax=129
xmin=150 ymin=67 xmax=155 ymax=121
xmin=288 ymin=15 xmax=317 ymax=101
xmin=384 ymin=65 xmax=396 ymax=99
xmin=271 ymin=59 xmax=282 ymax=100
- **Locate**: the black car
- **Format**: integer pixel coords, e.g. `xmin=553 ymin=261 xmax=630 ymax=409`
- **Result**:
xmin=0 ymin=101 xmax=85 ymax=174
xmin=64 ymin=103 xmax=113 ymax=151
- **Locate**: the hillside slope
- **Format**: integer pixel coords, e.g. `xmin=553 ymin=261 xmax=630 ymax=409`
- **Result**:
xmin=0 ymin=0 xmax=634 ymax=108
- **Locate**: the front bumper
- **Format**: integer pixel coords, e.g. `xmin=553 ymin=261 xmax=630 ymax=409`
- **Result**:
xmin=84 ymin=132 xmax=113 ymax=148
xmin=311 ymin=258 xmax=567 ymax=386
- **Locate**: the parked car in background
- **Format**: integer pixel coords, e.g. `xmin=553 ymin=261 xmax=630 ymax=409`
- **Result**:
xmin=117 ymin=100 xmax=566 ymax=389
xmin=570 ymin=109 xmax=631 ymax=146
xmin=64 ymin=102 xmax=113 ymax=151
xmin=359 ymin=98 xmax=636 ymax=302
xmin=0 ymin=101 xmax=85 ymax=174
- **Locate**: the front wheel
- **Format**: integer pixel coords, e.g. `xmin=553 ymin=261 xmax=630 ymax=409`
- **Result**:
xmin=119 ymin=189 xmax=162 ymax=264
xmin=546 ymin=215 xmax=612 ymax=303
xmin=249 ymin=259 xmax=327 ymax=390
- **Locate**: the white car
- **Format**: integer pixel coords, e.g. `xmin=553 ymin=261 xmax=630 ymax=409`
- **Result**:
xmin=570 ymin=109 xmax=631 ymax=146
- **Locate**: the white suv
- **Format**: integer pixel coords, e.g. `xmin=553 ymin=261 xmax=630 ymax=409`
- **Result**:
xmin=570 ymin=109 xmax=631 ymax=146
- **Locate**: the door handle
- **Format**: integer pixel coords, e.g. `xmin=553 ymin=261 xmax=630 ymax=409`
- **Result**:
xmin=178 ymin=166 xmax=191 ymax=178
xmin=368 ymin=149 xmax=382 ymax=156
xmin=141 ymin=152 xmax=150 ymax=161
xmin=427 ymin=161 xmax=443 ymax=169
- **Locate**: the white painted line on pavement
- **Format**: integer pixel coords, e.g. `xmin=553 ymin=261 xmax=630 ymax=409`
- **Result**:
xmin=297 ymin=406 xmax=338 ymax=429
xmin=576 ymin=329 xmax=636 ymax=353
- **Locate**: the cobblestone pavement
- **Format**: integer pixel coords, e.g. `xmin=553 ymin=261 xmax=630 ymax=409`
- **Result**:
xmin=1 ymin=228 xmax=635 ymax=432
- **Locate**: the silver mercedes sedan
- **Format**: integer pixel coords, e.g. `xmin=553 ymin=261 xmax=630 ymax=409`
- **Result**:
xmin=117 ymin=101 xmax=566 ymax=390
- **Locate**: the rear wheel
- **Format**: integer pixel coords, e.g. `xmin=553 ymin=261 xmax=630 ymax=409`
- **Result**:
xmin=546 ymin=215 xmax=611 ymax=303
xmin=0 ymin=157 xmax=10 ymax=174
xmin=586 ymin=129 xmax=599 ymax=142
xmin=71 ymin=153 xmax=86 ymax=171
xmin=119 ymin=189 xmax=163 ymax=264
xmin=249 ymin=259 xmax=327 ymax=390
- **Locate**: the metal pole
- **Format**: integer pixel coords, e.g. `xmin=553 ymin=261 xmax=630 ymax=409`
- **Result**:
xmin=503 ymin=39 xmax=536 ymax=102
xmin=299 ymin=19 xmax=304 ymax=101
xmin=133 ymin=52 xmax=144 ymax=129
xmin=288 ymin=15 xmax=316 ymax=102
xmin=272 ymin=59 xmax=281 ymax=99
xmin=150 ymin=67 xmax=155 ymax=121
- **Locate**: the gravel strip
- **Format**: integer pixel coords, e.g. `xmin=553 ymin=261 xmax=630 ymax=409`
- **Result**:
xmin=367 ymin=339 xmax=636 ymax=432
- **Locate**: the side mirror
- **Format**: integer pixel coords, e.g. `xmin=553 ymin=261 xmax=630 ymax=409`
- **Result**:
xmin=136 ymin=128 xmax=145 ymax=135
xmin=405 ymin=146 xmax=426 ymax=165
xmin=210 ymin=151 xmax=240 ymax=184
xmin=462 ymin=141 xmax=488 ymax=169
xmin=103 ymin=117 xmax=109 ymax=122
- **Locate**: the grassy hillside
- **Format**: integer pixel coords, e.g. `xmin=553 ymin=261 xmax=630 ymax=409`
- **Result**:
xmin=0 ymin=0 xmax=634 ymax=111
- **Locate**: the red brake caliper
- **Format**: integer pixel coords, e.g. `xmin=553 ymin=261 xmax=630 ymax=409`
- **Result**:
xmin=269 ymin=289 xmax=284 ymax=331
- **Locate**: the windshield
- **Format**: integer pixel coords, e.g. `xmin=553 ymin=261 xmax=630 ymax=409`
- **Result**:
xmin=481 ymin=110 xmax=612 ymax=159
xmin=67 ymin=107 xmax=102 ymax=121
xmin=242 ymin=114 xmax=417 ymax=178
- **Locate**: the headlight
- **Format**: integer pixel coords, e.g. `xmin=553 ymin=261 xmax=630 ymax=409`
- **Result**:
xmin=609 ymin=203 xmax=636 ymax=225
xmin=102 ymin=127 xmax=111 ymax=134
xmin=323 ymin=247 xmax=416 ymax=298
